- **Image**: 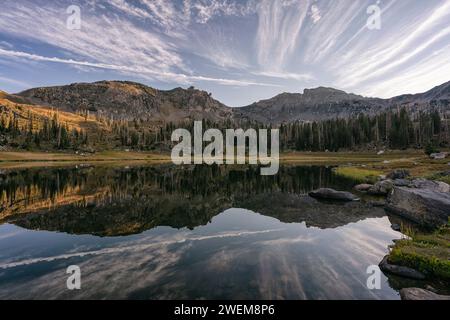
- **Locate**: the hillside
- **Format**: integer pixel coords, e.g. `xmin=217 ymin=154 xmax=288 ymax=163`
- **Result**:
xmin=0 ymin=91 xmax=108 ymax=135
xmin=18 ymin=81 xmax=234 ymax=124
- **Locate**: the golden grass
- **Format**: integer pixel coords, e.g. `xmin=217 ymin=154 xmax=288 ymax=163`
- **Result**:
xmin=333 ymin=167 xmax=383 ymax=183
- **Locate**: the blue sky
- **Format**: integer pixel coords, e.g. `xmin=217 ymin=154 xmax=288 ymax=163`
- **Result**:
xmin=0 ymin=0 xmax=449 ymax=107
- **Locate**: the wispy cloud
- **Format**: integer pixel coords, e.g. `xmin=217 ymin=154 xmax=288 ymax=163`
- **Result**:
xmin=0 ymin=48 xmax=277 ymax=87
xmin=255 ymin=0 xmax=310 ymax=70
xmin=0 ymin=0 xmax=449 ymax=104
xmin=253 ymin=70 xmax=315 ymax=81
xmin=310 ymin=4 xmax=321 ymax=24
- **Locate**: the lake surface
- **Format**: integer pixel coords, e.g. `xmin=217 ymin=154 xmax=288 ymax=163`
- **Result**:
xmin=0 ymin=165 xmax=407 ymax=299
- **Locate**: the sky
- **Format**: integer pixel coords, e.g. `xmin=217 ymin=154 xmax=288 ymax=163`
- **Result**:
xmin=0 ymin=0 xmax=449 ymax=107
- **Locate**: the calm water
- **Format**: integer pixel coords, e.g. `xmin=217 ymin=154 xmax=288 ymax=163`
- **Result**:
xmin=0 ymin=165 xmax=407 ymax=299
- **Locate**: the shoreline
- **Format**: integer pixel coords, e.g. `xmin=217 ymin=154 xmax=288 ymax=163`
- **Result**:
xmin=1 ymin=150 xmax=448 ymax=175
xmin=0 ymin=149 xmax=434 ymax=162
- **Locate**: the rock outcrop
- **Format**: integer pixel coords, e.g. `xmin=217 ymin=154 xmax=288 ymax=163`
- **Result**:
xmin=387 ymin=183 xmax=450 ymax=227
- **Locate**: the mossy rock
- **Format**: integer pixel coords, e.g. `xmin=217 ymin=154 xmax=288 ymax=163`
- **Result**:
xmin=389 ymin=227 xmax=450 ymax=280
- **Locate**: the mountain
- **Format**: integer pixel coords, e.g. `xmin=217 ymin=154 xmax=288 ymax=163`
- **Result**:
xmin=10 ymin=79 xmax=450 ymax=127
xmin=235 ymin=82 xmax=450 ymax=124
xmin=2 ymin=79 xmax=450 ymax=152
xmin=18 ymin=81 xmax=233 ymax=124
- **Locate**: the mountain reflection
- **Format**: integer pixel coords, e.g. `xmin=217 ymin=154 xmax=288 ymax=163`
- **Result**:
xmin=0 ymin=165 xmax=383 ymax=236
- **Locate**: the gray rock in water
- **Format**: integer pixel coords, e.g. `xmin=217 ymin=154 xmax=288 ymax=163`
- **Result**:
xmin=387 ymin=186 xmax=450 ymax=227
xmin=368 ymin=180 xmax=394 ymax=196
xmin=309 ymin=188 xmax=359 ymax=202
xmin=387 ymin=169 xmax=410 ymax=180
xmin=354 ymin=184 xmax=373 ymax=192
xmin=400 ymin=288 xmax=450 ymax=300
xmin=379 ymin=256 xmax=426 ymax=280
xmin=391 ymin=223 xmax=401 ymax=231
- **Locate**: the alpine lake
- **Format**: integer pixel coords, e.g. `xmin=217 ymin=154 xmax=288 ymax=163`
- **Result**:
xmin=0 ymin=164 xmax=420 ymax=299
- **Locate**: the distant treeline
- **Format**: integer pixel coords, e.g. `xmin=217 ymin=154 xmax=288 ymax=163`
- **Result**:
xmin=279 ymin=109 xmax=449 ymax=151
xmin=141 ymin=109 xmax=449 ymax=152
xmin=1 ymin=107 xmax=449 ymax=152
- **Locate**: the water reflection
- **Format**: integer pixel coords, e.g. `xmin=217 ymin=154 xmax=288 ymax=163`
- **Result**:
xmin=0 ymin=165 xmax=404 ymax=299
xmin=0 ymin=165 xmax=377 ymax=235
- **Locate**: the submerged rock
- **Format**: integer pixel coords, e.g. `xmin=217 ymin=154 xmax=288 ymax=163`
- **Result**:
xmin=387 ymin=186 xmax=450 ymax=227
xmin=379 ymin=256 xmax=426 ymax=280
xmin=368 ymin=180 xmax=394 ymax=196
xmin=400 ymin=288 xmax=450 ymax=300
xmin=309 ymin=188 xmax=359 ymax=202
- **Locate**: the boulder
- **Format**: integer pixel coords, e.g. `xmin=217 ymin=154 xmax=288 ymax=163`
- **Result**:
xmin=368 ymin=180 xmax=394 ymax=196
xmin=430 ymin=152 xmax=447 ymax=160
xmin=354 ymin=184 xmax=373 ymax=192
xmin=390 ymin=223 xmax=401 ymax=231
xmin=387 ymin=169 xmax=410 ymax=180
xmin=309 ymin=188 xmax=359 ymax=202
xmin=411 ymin=179 xmax=450 ymax=193
xmin=393 ymin=179 xmax=411 ymax=187
xmin=400 ymin=288 xmax=450 ymax=300
xmin=387 ymin=186 xmax=450 ymax=227
xmin=379 ymin=256 xmax=425 ymax=280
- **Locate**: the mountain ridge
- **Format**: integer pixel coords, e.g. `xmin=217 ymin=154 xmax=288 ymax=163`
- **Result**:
xmin=235 ymin=81 xmax=450 ymax=124
xmin=5 ymin=79 xmax=450 ymax=126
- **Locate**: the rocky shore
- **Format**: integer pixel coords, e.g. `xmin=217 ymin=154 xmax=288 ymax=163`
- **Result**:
xmin=315 ymin=168 xmax=450 ymax=300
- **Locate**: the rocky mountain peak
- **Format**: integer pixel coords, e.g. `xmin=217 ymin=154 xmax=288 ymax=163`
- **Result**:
xmin=302 ymin=87 xmax=364 ymax=104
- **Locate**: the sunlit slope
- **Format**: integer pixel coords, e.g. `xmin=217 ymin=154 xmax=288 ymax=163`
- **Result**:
xmin=0 ymin=91 xmax=109 ymax=137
